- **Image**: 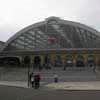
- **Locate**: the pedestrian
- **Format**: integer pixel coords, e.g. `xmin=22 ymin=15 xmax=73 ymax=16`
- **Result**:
xmin=34 ymin=73 xmax=41 ymax=89
xmin=93 ymin=65 xmax=96 ymax=72
xmin=31 ymin=73 xmax=34 ymax=88
xmin=54 ymin=74 xmax=58 ymax=83
xmin=63 ymin=64 xmax=66 ymax=71
xmin=29 ymin=72 xmax=32 ymax=87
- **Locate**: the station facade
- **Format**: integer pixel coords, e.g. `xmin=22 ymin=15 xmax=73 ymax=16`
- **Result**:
xmin=0 ymin=16 xmax=100 ymax=68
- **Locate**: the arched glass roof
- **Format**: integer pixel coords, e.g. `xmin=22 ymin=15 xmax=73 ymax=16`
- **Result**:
xmin=2 ymin=16 xmax=100 ymax=51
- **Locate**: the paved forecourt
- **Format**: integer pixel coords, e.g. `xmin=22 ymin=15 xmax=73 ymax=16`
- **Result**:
xmin=0 ymin=66 xmax=100 ymax=90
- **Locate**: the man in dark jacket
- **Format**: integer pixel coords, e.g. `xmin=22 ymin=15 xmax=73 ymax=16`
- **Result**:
xmin=34 ymin=73 xmax=41 ymax=89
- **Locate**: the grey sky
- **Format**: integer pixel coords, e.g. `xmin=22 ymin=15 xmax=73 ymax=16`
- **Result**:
xmin=0 ymin=0 xmax=100 ymax=42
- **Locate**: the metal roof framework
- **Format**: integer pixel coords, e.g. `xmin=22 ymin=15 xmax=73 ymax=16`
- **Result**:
xmin=1 ymin=17 xmax=100 ymax=51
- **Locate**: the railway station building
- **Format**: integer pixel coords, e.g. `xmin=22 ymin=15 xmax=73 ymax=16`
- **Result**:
xmin=0 ymin=16 xmax=100 ymax=68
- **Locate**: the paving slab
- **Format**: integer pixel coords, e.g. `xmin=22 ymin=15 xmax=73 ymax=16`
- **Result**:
xmin=45 ymin=81 xmax=100 ymax=90
xmin=0 ymin=81 xmax=47 ymax=88
xmin=0 ymin=81 xmax=28 ymax=88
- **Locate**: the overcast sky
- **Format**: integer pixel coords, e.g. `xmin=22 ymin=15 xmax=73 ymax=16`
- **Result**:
xmin=0 ymin=0 xmax=100 ymax=42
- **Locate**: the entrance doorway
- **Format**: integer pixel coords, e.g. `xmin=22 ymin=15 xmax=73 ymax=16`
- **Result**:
xmin=0 ymin=57 xmax=20 ymax=66
xmin=55 ymin=55 xmax=62 ymax=67
xmin=87 ymin=55 xmax=95 ymax=67
xmin=65 ymin=55 xmax=73 ymax=67
xmin=44 ymin=55 xmax=51 ymax=69
xmin=33 ymin=56 xmax=41 ymax=69
xmin=76 ymin=55 xmax=85 ymax=67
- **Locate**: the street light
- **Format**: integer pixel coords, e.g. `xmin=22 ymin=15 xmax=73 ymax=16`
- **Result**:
xmin=24 ymin=56 xmax=31 ymax=87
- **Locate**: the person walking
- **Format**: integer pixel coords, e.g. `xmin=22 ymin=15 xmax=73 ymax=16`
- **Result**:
xmin=54 ymin=74 xmax=58 ymax=83
xmin=29 ymin=72 xmax=32 ymax=87
xmin=34 ymin=73 xmax=41 ymax=89
xmin=93 ymin=65 xmax=96 ymax=72
xmin=31 ymin=73 xmax=34 ymax=88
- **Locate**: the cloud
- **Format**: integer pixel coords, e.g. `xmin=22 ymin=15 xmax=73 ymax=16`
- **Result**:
xmin=0 ymin=0 xmax=100 ymax=41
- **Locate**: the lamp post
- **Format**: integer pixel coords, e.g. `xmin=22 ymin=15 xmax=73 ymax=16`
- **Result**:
xmin=24 ymin=56 xmax=31 ymax=87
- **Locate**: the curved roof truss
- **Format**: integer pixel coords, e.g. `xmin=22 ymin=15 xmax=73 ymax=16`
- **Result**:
xmin=2 ymin=16 xmax=100 ymax=51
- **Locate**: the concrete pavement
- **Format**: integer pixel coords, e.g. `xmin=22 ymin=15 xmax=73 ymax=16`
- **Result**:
xmin=45 ymin=81 xmax=100 ymax=90
xmin=0 ymin=67 xmax=100 ymax=90
xmin=0 ymin=81 xmax=28 ymax=88
xmin=1 ymin=81 xmax=100 ymax=90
